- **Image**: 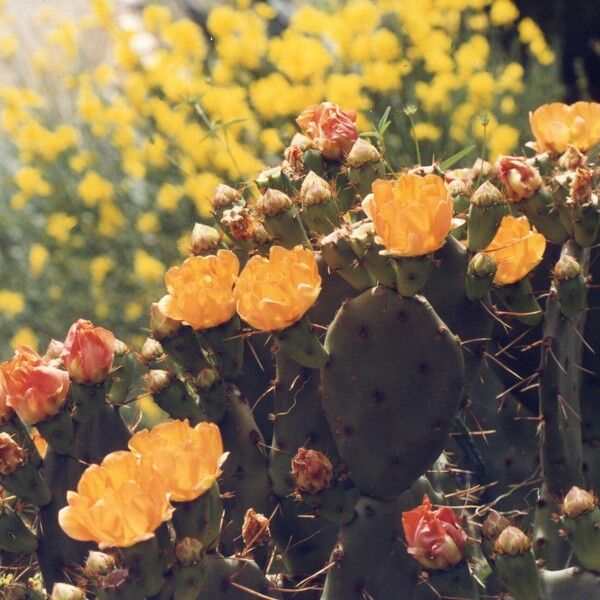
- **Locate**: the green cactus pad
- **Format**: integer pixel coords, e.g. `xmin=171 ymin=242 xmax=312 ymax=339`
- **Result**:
xmin=321 ymin=286 xmax=464 ymax=499
xmin=198 ymin=555 xmax=281 ymax=599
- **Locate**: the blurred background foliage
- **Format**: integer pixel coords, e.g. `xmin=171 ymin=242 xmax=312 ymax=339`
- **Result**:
xmin=0 ymin=0 xmax=585 ymax=356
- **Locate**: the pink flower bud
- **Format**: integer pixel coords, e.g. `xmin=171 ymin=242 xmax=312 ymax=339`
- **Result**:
xmin=402 ymin=495 xmax=468 ymax=570
xmin=296 ymin=102 xmax=358 ymax=160
xmin=496 ymin=155 xmax=543 ymax=201
xmin=61 ymin=319 xmax=115 ymax=385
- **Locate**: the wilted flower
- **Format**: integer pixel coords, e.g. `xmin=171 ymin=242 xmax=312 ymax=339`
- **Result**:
xmin=61 ymin=319 xmax=115 ymax=385
xmin=362 ymin=174 xmax=452 ymax=256
xmin=158 ymin=250 xmax=239 ymax=330
xmin=58 ymin=451 xmax=173 ymax=549
xmin=496 ymin=155 xmax=543 ymax=200
xmin=296 ymin=102 xmax=358 ymax=160
xmin=0 ymin=346 xmax=70 ymax=425
xmin=242 ymin=508 xmax=271 ymax=547
xmin=234 ymin=245 xmax=321 ymax=332
xmin=175 ymin=537 xmax=205 ymax=566
xmin=291 ymin=447 xmax=333 ymax=494
xmin=128 ymin=419 xmax=226 ymax=503
xmin=482 ymin=215 xmax=546 ymax=285
xmin=0 ymin=432 xmax=27 ymax=475
xmin=402 ymin=495 xmax=468 ymax=570
xmin=529 ymin=102 xmax=600 ymax=153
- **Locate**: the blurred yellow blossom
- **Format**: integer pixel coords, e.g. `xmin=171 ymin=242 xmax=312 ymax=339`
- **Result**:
xmin=46 ymin=213 xmax=77 ymax=243
xmin=29 ymin=244 xmax=49 ymax=277
xmin=137 ymin=213 xmax=160 ymax=233
xmin=90 ymin=256 xmax=115 ymax=286
xmin=0 ymin=290 xmax=24 ymax=316
xmin=134 ymin=250 xmax=165 ymax=282
xmin=78 ymin=171 xmax=114 ymax=205
xmin=490 ymin=0 xmax=519 ymax=26
xmin=10 ymin=328 xmax=38 ymax=351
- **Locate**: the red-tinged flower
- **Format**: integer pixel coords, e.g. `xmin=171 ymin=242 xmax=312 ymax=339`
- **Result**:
xmin=61 ymin=319 xmax=115 ymax=385
xmin=496 ymin=156 xmax=543 ymax=201
xmin=296 ymin=102 xmax=358 ymax=160
xmin=402 ymin=495 xmax=468 ymax=570
xmin=0 ymin=346 xmax=70 ymax=425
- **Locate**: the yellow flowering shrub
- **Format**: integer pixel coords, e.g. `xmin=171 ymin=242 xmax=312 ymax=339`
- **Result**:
xmin=0 ymin=0 xmax=558 ymax=354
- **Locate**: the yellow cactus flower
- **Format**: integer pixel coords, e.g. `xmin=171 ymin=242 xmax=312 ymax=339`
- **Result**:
xmin=529 ymin=102 xmax=600 ymax=153
xmin=483 ymin=215 xmax=546 ymax=285
xmin=128 ymin=420 xmax=226 ymax=503
xmin=58 ymin=451 xmax=173 ymax=549
xmin=158 ymin=250 xmax=239 ymax=330
xmin=363 ymin=174 xmax=453 ymax=257
xmin=234 ymin=245 xmax=321 ymax=332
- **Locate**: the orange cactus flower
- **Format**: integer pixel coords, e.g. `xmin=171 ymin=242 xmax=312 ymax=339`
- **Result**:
xmin=296 ymin=102 xmax=358 ymax=160
xmin=0 ymin=346 xmax=70 ymax=425
xmin=61 ymin=319 xmax=115 ymax=385
xmin=234 ymin=245 xmax=321 ymax=332
xmin=402 ymin=495 xmax=468 ymax=570
xmin=483 ymin=215 xmax=546 ymax=285
xmin=158 ymin=249 xmax=239 ymax=330
xmin=363 ymin=174 xmax=453 ymax=257
xmin=529 ymin=102 xmax=600 ymax=153
xmin=128 ymin=419 xmax=226 ymax=503
xmin=58 ymin=451 xmax=173 ymax=549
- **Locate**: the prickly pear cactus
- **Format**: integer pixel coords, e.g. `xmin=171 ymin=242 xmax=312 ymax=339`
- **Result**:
xmin=2 ymin=99 xmax=600 ymax=600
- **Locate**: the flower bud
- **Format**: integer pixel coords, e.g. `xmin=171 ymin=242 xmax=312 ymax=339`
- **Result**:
xmin=51 ymin=583 xmax=86 ymax=600
xmin=446 ymin=178 xmax=468 ymax=197
xmin=561 ymin=486 xmax=597 ymax=519
xmin=85 ymin=550 xmax=116 ymax=576
xmin=150 ymin=302 xmax=182 ymax=340
xmin=143 ymin=370 xmax=171 ymax=394
xmin=300 ymin=171 xmax=332 ymax=206
xmin=0 ymin=432 xmax=27 ymax=475
xmin=221 ymin=205 xmax=255 ymax=241
xmin=251 ymin=222 xmax=271 ymax=245
xmin=242 ymin=508 xmax=270 ymax=548
xmin=212 ymin=183 xmax=240 ymax=210
xmin=346 ymin=138 xmax=381 ymax=168
xmin=494 ymin=525 xmax=531 ymax=556
xmin=256 ymin=189 xmax=292 ymax=217
xmin=553 ymin=255 xmax=582 ymax=281
xmin=175 ymin=537 xmax=205 ymax=566
xmin=472 ymin=158 xmax=495 ymax=179
xmin=496 ymin=155 xmax=543 ymax=201
xmin=140 ymin=338 xmax=164 ymax=364
xmin=470 ymin=181 xmax=504 ymax=207
xmin=196 ymin=367 xmax=220 ymax=390
xmin=61 ymin=319 xmax=115 ymax=385
xmin=291 ymin=448 xmax=333 ymax=494
xmin=559 ymin=146 xmax=588 ymax=171
xmin=190 ymin=223 xmax=221 ymax=255
xmin=481 ymin=510 xmax=510 ymax=540
xmin=468 ymin=252 xmax=497 ymax=279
